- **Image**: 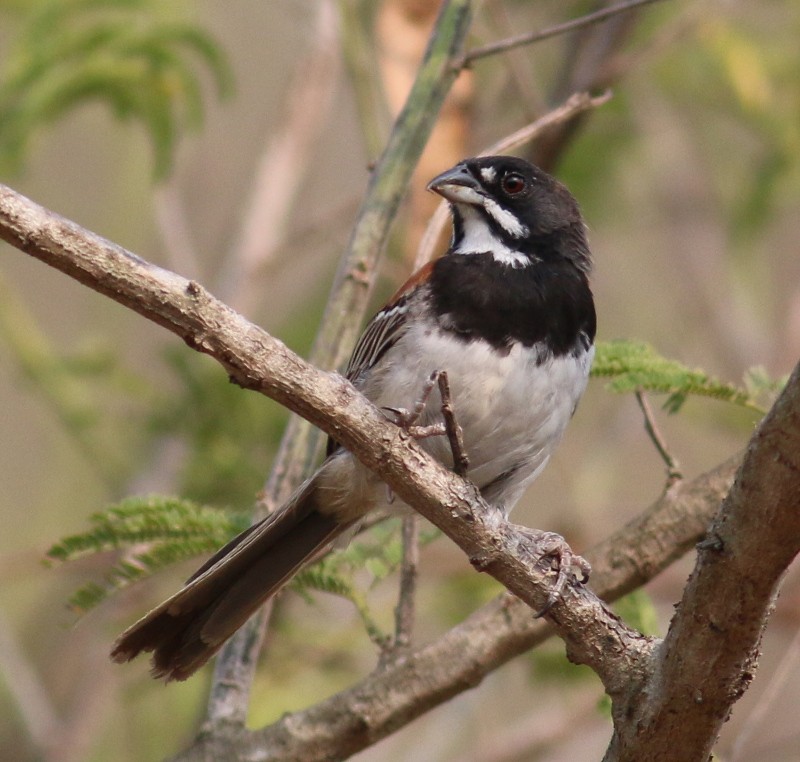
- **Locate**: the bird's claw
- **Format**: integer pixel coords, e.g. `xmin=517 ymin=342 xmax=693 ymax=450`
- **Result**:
xmin=516 ymin=528 xmax=590 ymax=617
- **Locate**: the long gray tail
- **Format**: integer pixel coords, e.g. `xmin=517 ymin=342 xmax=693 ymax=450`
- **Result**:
xmin=111 ymin=475 xmax=349 ymax=681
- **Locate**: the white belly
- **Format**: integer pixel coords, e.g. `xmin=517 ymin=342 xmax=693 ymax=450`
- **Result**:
xmin=360 ymin=322 xmax=593 ymax=514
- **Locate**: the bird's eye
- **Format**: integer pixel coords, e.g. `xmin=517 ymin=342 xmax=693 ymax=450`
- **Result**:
xmin=501 ymin=172 xmax=526 ymax=195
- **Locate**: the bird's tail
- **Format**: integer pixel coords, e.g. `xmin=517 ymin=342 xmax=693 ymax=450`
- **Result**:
xmin=110 ymin=473 xmax=351 ymax=681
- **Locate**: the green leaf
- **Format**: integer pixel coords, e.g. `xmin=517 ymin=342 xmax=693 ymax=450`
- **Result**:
xmin=0 ymin=0 xmax=233 ymax=178
xmin=592 ymin=340 xmax=768 ymax=414
xmin=47 ymin=495 xmax=246 ymax=612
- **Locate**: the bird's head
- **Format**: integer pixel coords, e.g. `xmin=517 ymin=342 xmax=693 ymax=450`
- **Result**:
xmin=428 ymin=155 xmax=591 ymax=273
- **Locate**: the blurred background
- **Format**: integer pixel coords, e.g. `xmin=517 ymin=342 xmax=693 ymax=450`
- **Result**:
xmin=0 ymin=1 xmax=799 ymax=760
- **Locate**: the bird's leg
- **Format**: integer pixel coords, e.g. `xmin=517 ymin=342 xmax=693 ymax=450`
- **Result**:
xmin=383 ymin=371 xmax=470 ymax=472
xmin=383 ymin=370 xmax=471 ymax=502
xmin=383 ymin=371 xmax=444 ymax=504
xmin=383 ymin=370 xmax=442 ymax=434
xmin=436 ymin=371 xmax=469 ymax=477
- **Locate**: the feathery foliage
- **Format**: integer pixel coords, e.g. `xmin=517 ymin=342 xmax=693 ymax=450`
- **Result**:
xmin=0 ymin=0 xmax=232 ymax=177
xmin=592 ymin=339 xmax=779 ymax=413
xmin=46 ymin=495 xmax=248 ymax=612
xmin=293 ymin=520 xmax=439 ymax=647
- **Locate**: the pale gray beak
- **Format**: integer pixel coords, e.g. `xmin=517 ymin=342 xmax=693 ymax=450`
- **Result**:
xmin=427 ymin=163 xmax=484 ymax=205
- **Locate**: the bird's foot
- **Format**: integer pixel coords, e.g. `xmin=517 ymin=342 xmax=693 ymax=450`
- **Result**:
xmin=382 ymin=370 xmax=442 ymax=430
xmin=516 ymin=527 xmax=590 ymax=617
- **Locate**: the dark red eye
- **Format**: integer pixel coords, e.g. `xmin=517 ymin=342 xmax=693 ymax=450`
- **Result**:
xmin=501 ymin=172 xmax=526 ymax=195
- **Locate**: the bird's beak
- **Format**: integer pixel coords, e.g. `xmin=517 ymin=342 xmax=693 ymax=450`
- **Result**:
xmin=427 ymin=163 xmax=484 ymax=205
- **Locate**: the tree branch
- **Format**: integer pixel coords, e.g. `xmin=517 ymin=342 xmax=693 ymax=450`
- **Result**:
xmin=172 ymin=455 xmax=741 ymax=761
xmin=1 ymin=180 xmax=639 ymax=709
xmin=459 ymin=0 xmax=669 ymax=66
xmin=635 ymin=389 xmax=682 ymax=486
xmin=4 ymin=180 xmax=791 ymax=761
xmin=391 ymin=514 xmax=419 ymax=656
xmin=609 ymin=361 xmax=800 ymax=761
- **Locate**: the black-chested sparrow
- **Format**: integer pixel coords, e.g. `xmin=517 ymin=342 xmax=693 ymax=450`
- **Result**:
xmin=111 ymin=156 xmax=596 ymax=681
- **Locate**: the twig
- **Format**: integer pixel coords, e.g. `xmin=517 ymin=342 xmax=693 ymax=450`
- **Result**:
xmin=635 ymin=389 xmax=682 ymax=486
xmin=459 ymin=0 xmax=669 ymax=66
xmin=0 ymin=177 xmax=756 ymax=753
xmin=490 ymin=91 xmax=612 ymax=154
xmin=202 ymin=603 xmax=272 ymax=728
xmin=0 ymin=177 xmax=650 ymax=737
xmin=391 ymin=514 xmax=420 ymax=656
xmin=171 ymin=456 xmax=743 ymax=762
xmin=414 ymin=90 xmax=611 ymax=269
xmin=438 ymin=370 xmax=469 ymax=477
xmin=611 ymin=362 xmax=800 ymax=760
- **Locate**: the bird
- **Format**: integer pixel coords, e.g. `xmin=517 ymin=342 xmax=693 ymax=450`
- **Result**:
xmin=111 ymin=155 xmax=596 ymax=681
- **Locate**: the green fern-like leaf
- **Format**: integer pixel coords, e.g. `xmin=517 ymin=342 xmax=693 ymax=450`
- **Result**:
xmin=290 ymin=520 xmax=439 ymax=647
xmin=0 ymin=0 xmax=233 ymax=177
xmin=592 ymin=340 xmax=767 ymax=413
xmin=293 ymin=562 xmax=389 ymax=647
xmin=47 ymin=495 xmax=245 ymax=612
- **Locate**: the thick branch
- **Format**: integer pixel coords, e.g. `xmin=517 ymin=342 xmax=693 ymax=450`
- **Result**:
xmin=610 ymin=362 xmax=800 ymax=761
xmin=172 ymin=456 xmax=740 ymax=762
xmin=0 ymin=181 xmax=641 ymax=690
xmin=4 ymin=183 xmax=780 ymax=762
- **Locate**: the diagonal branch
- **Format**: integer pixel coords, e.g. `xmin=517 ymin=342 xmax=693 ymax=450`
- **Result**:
xmin=635 ymin=389 xmax=682 ymax=486
xmin=4 ymin=182 xmax=795 ymax=761
xmin=173 ymin=455 xmax=742 ymax=762
xmin=460 ymin=0 xmax=670 ymax=66
xmin=0 ymin=180 xmax=645 ymax=694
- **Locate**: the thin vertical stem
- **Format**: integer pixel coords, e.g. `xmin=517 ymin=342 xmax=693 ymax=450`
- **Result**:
xmin=203 ymin=0 xmax=475 ymax=726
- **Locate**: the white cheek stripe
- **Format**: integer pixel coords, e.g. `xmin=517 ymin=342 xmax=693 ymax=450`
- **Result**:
xmin=482 ymin=197 xmax=529 ymax=238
